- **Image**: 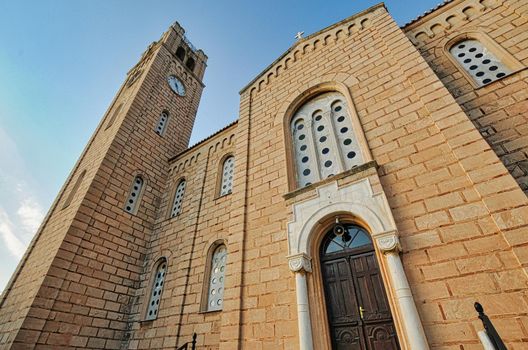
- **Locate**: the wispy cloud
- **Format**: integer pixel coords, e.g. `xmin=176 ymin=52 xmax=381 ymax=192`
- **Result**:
xmin=16 ymin=198 xmax=44 ymax=235
xmin=0 ymin=208 xmax=27 ymax=258
xmin=0 ymin=127 xmax=45 ymax=259
xmin=0 ymin=196 xmax=43 ymax=259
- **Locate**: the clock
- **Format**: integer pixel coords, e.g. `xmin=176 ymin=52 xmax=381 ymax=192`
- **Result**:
xmin=168 ymin=75 xmax=186 ymax=96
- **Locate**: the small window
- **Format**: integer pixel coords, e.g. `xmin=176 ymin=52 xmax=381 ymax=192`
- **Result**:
xmin=176 ymin=46 xmax=186 ymax=61
xmin=450 ymin=39 xmax=512 ymax=86
xmin=145 ymin=259 xmax=167 ymax=321
xmin=219 ymin=156 xmax=235 ymax=196
xmin=170 ymin=180 xmax=186 ymax=218
xmin=186 ymin=58 xmax=196 ymax=72
xmin=207 ymin=245 xmax=227 ymax=311
xmin=155 ymin=111 xmax=169 ymax=136
xmin=62 ymin=170 xmax=86 ymax=209
xmin=105 ymin=103 xmax=123 ymax=130
xmin=125 ymin=176 xmax=144 ymax=214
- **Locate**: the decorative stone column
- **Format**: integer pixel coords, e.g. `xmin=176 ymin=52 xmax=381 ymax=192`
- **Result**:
xmin=375 ymin=232 xmax=430 ymax=350
xmin=288 ymin=253 xmax=314 ymax=350
xmin=477 ymin=330 xmax=496 ymax=350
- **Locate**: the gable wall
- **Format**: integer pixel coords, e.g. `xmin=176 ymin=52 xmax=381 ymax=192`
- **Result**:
xmin=236 ymin=3 xmax=528 ymax=349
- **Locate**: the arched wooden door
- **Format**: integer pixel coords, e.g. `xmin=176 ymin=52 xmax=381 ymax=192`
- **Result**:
xmin=320 ymin=224 xmax=400 ymax=350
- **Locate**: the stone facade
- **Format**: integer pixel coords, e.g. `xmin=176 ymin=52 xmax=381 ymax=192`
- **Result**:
xmin=404 ymin=0 xmax=528 ymax=192
xmin=1 ymin=1 xmax=528 ymax=349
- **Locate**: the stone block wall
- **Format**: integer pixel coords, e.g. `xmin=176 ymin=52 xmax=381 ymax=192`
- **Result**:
xmin=404 ymin=0 xmax=528 ymax=192
xmin=126 ymin=124 xmax=238 ymax=349
xmin=235 ymin=3 xmax=528 ymax=349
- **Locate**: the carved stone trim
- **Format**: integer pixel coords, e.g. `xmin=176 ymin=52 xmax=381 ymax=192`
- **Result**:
xmin=288 ymin=253 xmax=312 ymax=273
xmin=375 ymin=231 xmax=401 ymax=254
xmin=283 ymin=161 xmax=378 ymax=201
xmin=403 ymin=0 xmax=502 ymax=45
xmin=240 ymin=4 xmax=385 ymax=95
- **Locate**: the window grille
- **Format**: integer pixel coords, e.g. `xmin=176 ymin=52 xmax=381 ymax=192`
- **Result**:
xmin=125 ymin=176 xmax=144 ymax=214
xmin=450 ymin=39 xmax=511 ymax=86
xmin=155 ymin=111 xmax=169 ymax=135
xmin=291 ymin=92 xmax=363 ymax=188
xmin=145 ymin=259 xmax=167 ymax=320
xmin=170 ymin=180 xmax=186 ymax=218
xmin=220 ymin=156 xmax=235 ymax=196
xmin=207 ymin=245 xmax=227 ymax=311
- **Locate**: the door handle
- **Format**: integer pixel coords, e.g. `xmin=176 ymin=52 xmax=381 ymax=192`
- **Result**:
xmin=359 ymin=306 xmax=365 ymax=320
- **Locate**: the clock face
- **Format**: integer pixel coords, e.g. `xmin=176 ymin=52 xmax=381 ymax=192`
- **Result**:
xmin=168 ymin=75 xmax=186 ymax=96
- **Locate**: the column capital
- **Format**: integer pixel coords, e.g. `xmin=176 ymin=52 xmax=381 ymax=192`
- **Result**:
xmin=287 ymin=253 xmax=312 ymax=273
xmin=375 ymin=231 xmax=401 ymax=254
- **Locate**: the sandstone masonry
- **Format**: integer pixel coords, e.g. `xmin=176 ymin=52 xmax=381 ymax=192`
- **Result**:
xmin=1 ymin=1 xmax=528 ymax=350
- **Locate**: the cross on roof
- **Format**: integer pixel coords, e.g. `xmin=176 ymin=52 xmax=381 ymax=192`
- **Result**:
xmin=295 ymin=31 xmax=304 ymax=41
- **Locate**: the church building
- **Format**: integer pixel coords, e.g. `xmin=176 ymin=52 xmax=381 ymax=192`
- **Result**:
xmin=1 ymin=0 xmax=528 ymax=349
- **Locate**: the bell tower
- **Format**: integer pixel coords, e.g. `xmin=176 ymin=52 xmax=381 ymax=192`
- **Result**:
xmin=0 ymin=22 xmax=207 ymax=349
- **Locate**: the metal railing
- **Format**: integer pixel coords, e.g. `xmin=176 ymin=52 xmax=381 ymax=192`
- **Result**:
xmin=475 ymin=302 xmax=507 ymax=350
xmin=176 ymin=333 xmax=197 ymax=350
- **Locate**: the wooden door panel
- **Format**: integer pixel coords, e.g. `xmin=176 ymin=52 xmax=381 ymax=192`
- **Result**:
xmin=323 ymin=259 xmax=360 ymax=324
xmin=365 ymin=253 xmax=377 ymax=270
xmin=370 ymin=272 xmax=391 ymax=317
xmin=333 ymin=325 xmax=363 ymax=350
xmin=364 ymin=323 xmax=399 ymax=350
xmin=351 ymin=254 xmax=392 ymax=322
xmin=320 ymin=226 xmax=399 ymax=350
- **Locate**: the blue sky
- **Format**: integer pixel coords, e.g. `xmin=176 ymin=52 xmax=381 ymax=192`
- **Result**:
xmin=0 ymin=0 xmax=441 ymax=291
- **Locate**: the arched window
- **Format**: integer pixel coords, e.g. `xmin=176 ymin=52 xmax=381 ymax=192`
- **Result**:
xmin=124 ymin=175 xmax=144 ymax=214
xmin=449 ymin=39 xmax=511 ymax=86
xmin=291 ymin=92 xmax=363 ymax=188
xmin=155 ymin=111 xmax=169 ymax=136
xmin=145 ymin=258 xmax=167 ymax=321
xmin=170 ymin=179 xmax=186 ymax=218
xmin=105 ymin=103 xmax=123 ymax=130
xmin=62 ymin=169 xmax=86 ymax=209
xmin=186 ymin=57 xmax=196 ymax=72
xmin=207 ymin=245 xmax=227 ymax=311
xmin=219 ymin=156 xmax=235 ymax=196
xmin=321 ymin=224 xmax=372 ymax=256
xmin=176 ymin=46 xmax=186 ymax=61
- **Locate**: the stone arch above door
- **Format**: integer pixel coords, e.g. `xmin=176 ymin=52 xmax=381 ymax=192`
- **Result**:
xmin=285 ymin=166 xmax=430 ymax=350
xmin=287 ymin=176 xmax=397 ymax=258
